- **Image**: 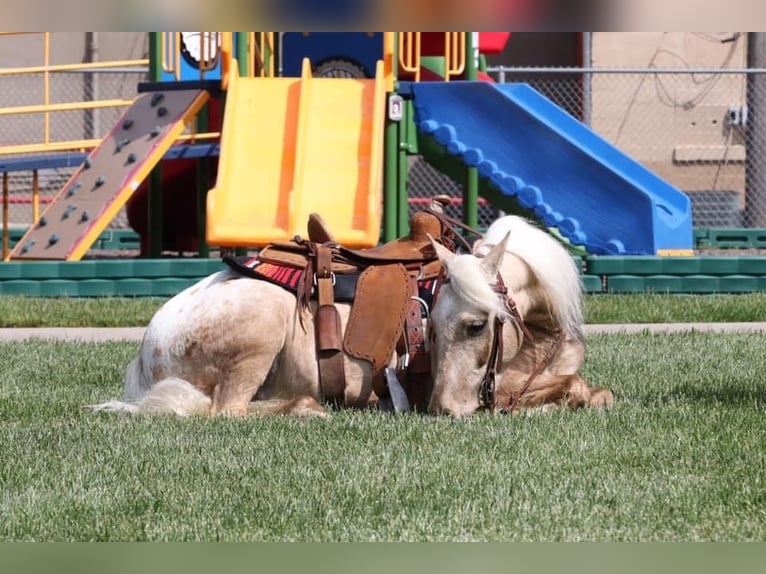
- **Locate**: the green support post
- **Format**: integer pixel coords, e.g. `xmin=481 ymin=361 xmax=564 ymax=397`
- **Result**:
xmin=148 ymin=33 xmax=164 ymax=257
xmin=463 ymin=32 xmax=479 ymax=229
xmin=397 ymin=100 xmax=412 ymax=237
xmin=384 ymin=117 xmax=399 ymax=243
xmin=382 ymin=32 xmax=401 ymax=242
xmin=236 ymin=33 xmax=249 ymax=76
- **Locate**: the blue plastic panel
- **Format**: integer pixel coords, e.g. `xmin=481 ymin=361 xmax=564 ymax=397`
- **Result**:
xmin=411 ymin=81 xmax=694 ymax=255
xmin=281 ymin=32 xmax=383 ymax=78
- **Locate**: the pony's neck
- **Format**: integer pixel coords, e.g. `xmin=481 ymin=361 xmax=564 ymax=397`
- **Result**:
xmin=499 ymin=253 xmax=551 ymax=329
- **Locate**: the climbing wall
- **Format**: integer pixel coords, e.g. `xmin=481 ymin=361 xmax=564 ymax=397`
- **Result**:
xmin=7 ymin=89 xmax=209 ymax=261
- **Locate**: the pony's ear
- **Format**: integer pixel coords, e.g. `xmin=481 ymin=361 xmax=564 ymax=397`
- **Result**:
xmin=427 ymin=234 xmax=456 ymax=268
xmin=479 ymin=232 xmax=509 ymax=277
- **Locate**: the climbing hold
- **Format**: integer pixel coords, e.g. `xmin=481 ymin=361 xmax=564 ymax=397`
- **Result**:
xmin=20 ymin=239 xmax=36 ymax=254
xmin=38 ymin=216 xmax=47 ymax=228
xmin=157 ymin=106 xmax=168 ymax=118
xmin=150 ymin=92 xmax=165 ymax=107
xmin=48 ymin=233 xmax=60 ymax=246
xmin=93 ymin=176 xmax=106 ymax=189
xmin=115 ymin=137 xmax=130 ymax=153
xmin=65 ymin=182 xmax=81 ymax=198
xmin=125 ymin=153 xmax=137 ymax=165
xmin=62 ymin=205 xmax=77 ymax=220
xmin=122 ymin=118 xmax=134 ymax=130
xmin=83 ymin=158 xmax=92 ymax=169
xmin=149 ymin=126 xmax=162 ymax=138
xmin=79 ymin=211 xmax=90 ymax=223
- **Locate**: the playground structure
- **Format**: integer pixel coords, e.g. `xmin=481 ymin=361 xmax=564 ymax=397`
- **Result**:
xmin=14 ymin=33 xmax=766 ymax=296
xmin=1 ymin=31 xmax=696 ymax=267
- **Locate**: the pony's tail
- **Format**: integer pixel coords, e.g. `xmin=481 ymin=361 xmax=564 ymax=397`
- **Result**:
xmin=88 ymin=356 xmax=211 ymax=416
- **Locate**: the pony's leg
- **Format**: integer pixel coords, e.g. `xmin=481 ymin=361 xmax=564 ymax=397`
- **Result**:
xmin=209 ymin=355 xmax=283 ymax=416
xmin=498 ymin=370 xmax=613 ymax=410
xmin=246 ymin=396 xmax=329 ymax=418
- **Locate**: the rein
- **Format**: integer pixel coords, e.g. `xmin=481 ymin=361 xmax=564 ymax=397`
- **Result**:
xmin=478 ymin=273 xmax=536 ymax=412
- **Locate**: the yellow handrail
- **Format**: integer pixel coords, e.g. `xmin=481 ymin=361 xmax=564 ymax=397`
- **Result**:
xmin=248 ymin=32 xmax=275 ymax=78
xmin=162 ymin=32 xmax=181 ymax=81
xmin=383 ymin=32 xmax=395 ymax=92
xmin=398 ymin=32 xmax=466 ymax=82
xmin=0 ymin=59 xmax=150 ymax=76
xmin=398 ymin=32 xmax=421 ymax=82
xmin=445 ymin=32 xmax=466 ymax=79
xmin=0 ymin=98 xmax=135 ymax=117
xmin=221 ymin=32 xmax=233 ymax=89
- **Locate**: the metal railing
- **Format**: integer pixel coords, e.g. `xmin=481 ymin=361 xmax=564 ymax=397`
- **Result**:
xmin=0 ymin=32 xmax=149 ymax=156
xmin=247 ymin=32 xmax=275 ymax=78
xmin=398 ymin=32 xmax=465 ymax=82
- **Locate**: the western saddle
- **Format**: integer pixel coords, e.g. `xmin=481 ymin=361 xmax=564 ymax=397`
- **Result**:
xmin=255 ymin=196 xmax=467 ymax=410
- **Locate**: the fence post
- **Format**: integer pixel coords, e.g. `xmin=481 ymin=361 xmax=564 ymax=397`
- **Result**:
xmin=83 ymin=32 xmax=99 ymax=140
xmin=745 ymin=33 xmax=766 ymax=226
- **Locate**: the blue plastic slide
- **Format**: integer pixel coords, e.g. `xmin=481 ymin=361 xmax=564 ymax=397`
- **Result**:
xmin=411 ymin=81 xmax=693 ymax=255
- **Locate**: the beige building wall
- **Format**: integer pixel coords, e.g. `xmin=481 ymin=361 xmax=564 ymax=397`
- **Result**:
xmin=591 ymin=32 xmax=747 ymax=197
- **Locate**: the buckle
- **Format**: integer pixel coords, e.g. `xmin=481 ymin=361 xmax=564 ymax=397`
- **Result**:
xmin=313 ymin=271 xmax=336 ymax=286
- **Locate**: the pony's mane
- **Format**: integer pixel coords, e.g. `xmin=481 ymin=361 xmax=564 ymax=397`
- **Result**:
xmin=474 ymin=216 xmax=584 ymax=337
xmin=445 ymin=255 xmax=513 ymax=320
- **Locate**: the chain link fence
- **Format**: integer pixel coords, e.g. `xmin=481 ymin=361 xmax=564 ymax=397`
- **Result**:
xmin=1 ymin=70 xmax=146 ymax=229
xmin=404 ymin=66 xmax=766 ymax=231
xmin=1 ymin=32 xmax=148 ymax=230
xmin=5 ymin=40 xmax=766 ymax=235
xmin=483 ymin=66 xmax=766 ymax=230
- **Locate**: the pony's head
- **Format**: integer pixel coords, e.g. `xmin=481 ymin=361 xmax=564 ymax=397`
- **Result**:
xmin=426 ymin=233 xmax=520 ymax=417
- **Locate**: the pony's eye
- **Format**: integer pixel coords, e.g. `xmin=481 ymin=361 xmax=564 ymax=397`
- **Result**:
xmin=465 ymin=320 xmax=487 ymax=338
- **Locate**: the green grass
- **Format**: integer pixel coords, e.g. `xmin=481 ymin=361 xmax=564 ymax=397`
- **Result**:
xmin=1 ymin=334 xmax=764 ymax=541
xmin=2 ymin=293 xmax=766 ymax=328
xmin=585 ymin=293 xmax=766 ymax=324
xmin=0 ymin=297 xmax=166 ymax=327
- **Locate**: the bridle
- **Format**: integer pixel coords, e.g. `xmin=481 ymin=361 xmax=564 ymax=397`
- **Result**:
xmin=431 ymin=266 xmax=560 ymax=414
xmin=425 ymin=209 xmax=562 ymax=413
xmin=477 ymin=273 xmax=533 ymax=412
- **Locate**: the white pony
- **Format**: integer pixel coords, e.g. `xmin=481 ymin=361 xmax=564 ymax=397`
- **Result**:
xmin=90 ymin=214 xmax=612 ymax=418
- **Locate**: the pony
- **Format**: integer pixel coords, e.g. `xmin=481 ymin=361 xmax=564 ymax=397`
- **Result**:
xmin=89 ymin=214 xmax=612 ymax=418
xmin=426 ymin=215 xmax=614 ymax=416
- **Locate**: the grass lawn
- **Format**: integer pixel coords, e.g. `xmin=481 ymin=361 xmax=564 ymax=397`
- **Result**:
xmin=1 ymin=332 xmax=764 ymax=541
xmin=2 ymin=293 xmax=766 ymax=327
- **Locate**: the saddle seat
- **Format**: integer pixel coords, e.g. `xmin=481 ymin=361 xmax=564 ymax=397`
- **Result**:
xmin=258 ymin=209 xmax=447 ymax=277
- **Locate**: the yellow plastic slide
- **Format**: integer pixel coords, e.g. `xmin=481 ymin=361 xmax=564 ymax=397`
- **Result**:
xmin=207 ymin=58 xmax=386 ymax=248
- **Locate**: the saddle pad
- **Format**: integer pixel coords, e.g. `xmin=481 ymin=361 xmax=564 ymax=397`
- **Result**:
xmin=223 ymin=254 xmax=439 ymax=310
xmin=343 ymin=263 xmax=411 ymax=376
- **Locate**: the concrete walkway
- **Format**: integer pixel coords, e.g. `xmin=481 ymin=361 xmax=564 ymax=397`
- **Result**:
xmin=2 ymin=323 xmax=766 ymax=342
